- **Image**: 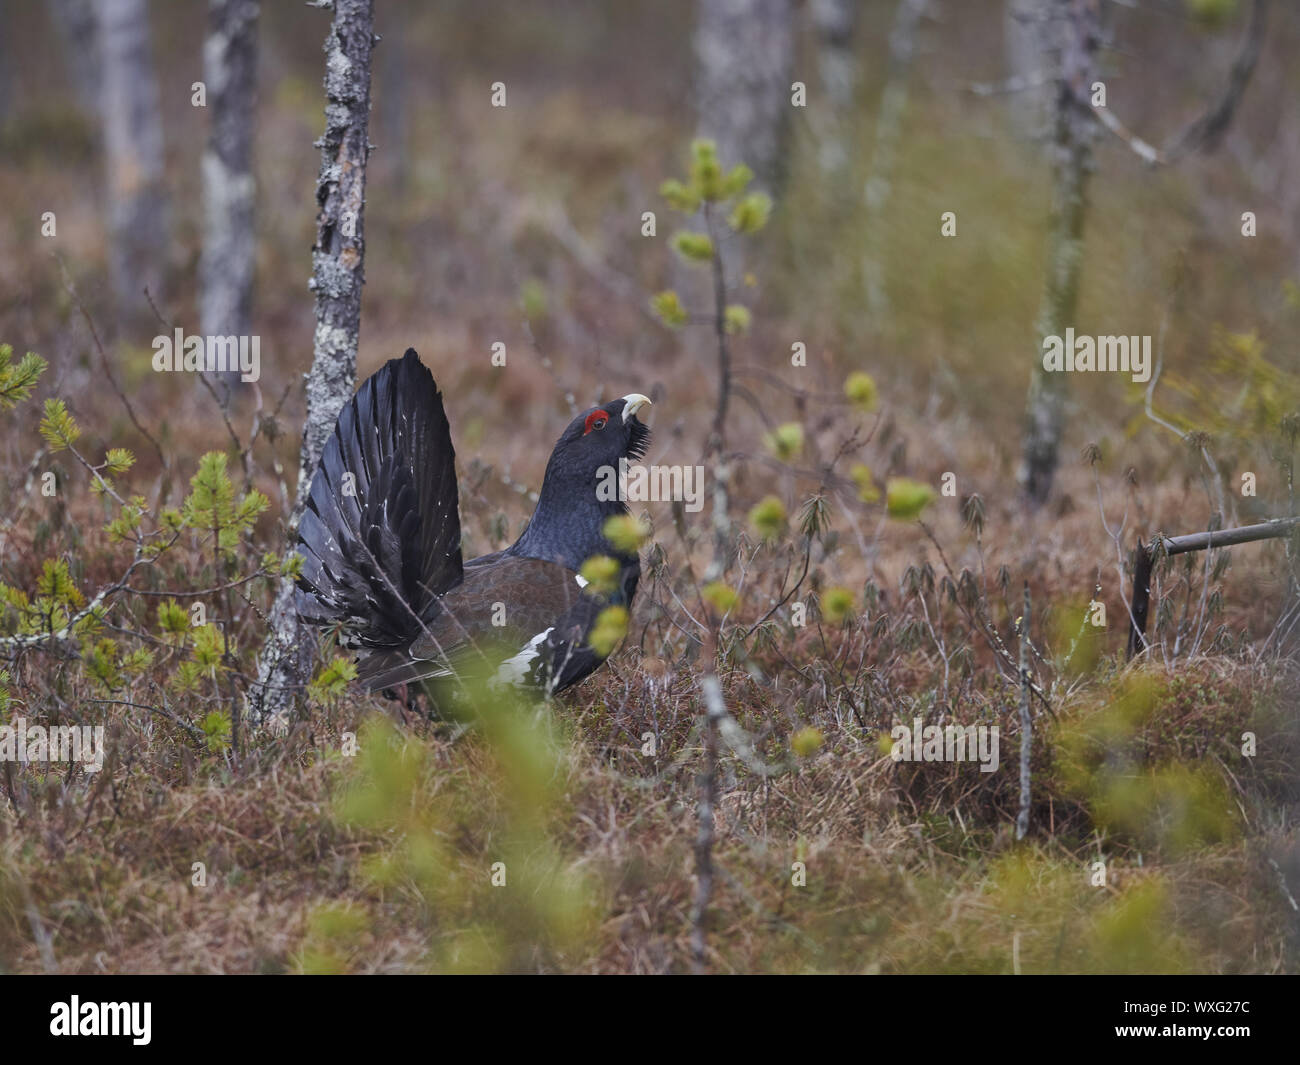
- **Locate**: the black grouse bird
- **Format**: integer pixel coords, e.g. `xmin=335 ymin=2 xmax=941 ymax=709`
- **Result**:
xmin=294 ymin=349 xmax=651 ymax=707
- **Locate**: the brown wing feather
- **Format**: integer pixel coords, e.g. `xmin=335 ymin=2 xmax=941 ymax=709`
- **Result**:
xmin=354 ymin=556 xmax=590 ymax=691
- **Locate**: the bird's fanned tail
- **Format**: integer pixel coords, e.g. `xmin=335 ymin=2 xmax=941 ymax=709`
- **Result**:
xmin=295 ymin=349 xmax=463 ymax=651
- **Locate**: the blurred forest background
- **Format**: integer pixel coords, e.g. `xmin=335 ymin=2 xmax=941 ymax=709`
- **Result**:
xmin=0 ymin=0 xmax=1298 ymax=974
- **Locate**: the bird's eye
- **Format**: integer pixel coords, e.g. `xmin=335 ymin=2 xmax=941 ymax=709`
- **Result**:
xmin=583 ymin=411 xmax=609 ymax=434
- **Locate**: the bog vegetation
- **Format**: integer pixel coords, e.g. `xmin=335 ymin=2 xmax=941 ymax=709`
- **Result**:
xmin=0 ymin=1 xmax=1298 ymax=973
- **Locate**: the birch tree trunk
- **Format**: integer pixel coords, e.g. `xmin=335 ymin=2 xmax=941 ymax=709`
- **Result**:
xmin=694 ymin=0 xmax=795 ymax=199
xmin=297 ymin=0 xmax=374 ymax=515
xmin=1018 ymin=0 xmax=1100 ymax=506
xmin=810 ymin=0 xmax=858 ymax=173
xmin=253 ymin=0 xmax=375 ymax=728
xmin=98 ymin=0 xmax=168 ymax=333
xmin=1003 ymin=0 xmax=1050 ymax=144
xmin=689 ymin=0 xmax=793 ymax=570
xmin=199 ymin=0 xmax=260 ymax=397
xmin=812 ymin=0 xmax=856 ymax=110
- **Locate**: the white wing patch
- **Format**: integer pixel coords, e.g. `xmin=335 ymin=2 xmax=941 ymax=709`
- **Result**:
xmin=493 ymin=627 xmax=554 ymax=688
xmin=574 ymin=573 xmax=589 ymax=588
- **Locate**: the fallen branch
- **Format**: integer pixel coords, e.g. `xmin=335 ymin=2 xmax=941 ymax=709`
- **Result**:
xmin=1127 ymin=516 xmax=1300 ymax=658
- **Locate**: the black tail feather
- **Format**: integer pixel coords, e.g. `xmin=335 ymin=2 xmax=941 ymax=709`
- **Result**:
xmin=296 ymin=349 xmax=463 ymax=650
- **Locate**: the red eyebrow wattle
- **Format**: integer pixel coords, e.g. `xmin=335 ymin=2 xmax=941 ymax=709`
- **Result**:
xmin=583 ymin=410 xmax=609 ymax=434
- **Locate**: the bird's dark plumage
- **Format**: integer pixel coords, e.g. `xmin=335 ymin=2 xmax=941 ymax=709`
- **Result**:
xmin=295 ymin=348 xmax=650 ymax=706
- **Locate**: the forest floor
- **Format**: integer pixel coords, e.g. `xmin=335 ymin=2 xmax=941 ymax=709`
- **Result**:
xmin=2 ymin=0 xmax=1299 ymax=973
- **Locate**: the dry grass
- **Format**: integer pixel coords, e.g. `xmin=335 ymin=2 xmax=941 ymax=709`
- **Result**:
xmin=1 ymin=513 xmax=1297 ymax=973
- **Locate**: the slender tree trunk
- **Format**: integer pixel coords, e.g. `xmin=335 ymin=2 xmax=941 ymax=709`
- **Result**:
xmin=199 ymin=0 xmax=260 ymax=398
xmin=813 ymin=0 xmax=856 ymax=109
xmin=1018 ymin=0 xmax=1100 ymax=506
xmin=297 ymin=0 xmax=375 ymax=516
xmin=1003 ymin=0 xmax=1051 ymax=144
xmin=253 ymin=0 xmax=375 ymax=728
xmin=810 ymin=0 xmax=858 ymax=173
xmin=861 ymin=0 xmax=929 ymax=324
xmin=694 ymin=0 xmax=795 ymax=200
xmin=98 ymin=0 xmax=168 ymax=333
xmin=691 ymin=0 xmax=792 ymax=572
xmin=1016 ymin=583 xmax=1032 ymax=839
xmin=703 ymin=203 xmax=734 ymax=581
xmin=691 ymin=667 xmax=725 ymax=972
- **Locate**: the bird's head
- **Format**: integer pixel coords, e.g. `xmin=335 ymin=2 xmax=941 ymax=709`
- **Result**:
xmin=511 ymin=393 xmax=653 ymax=570
xmin=545 ymin=393 xmax=653 ymax=490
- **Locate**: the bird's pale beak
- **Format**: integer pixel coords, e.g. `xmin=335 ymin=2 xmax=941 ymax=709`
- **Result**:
xmin=621 ymin=394 xmax=652 ymax=423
